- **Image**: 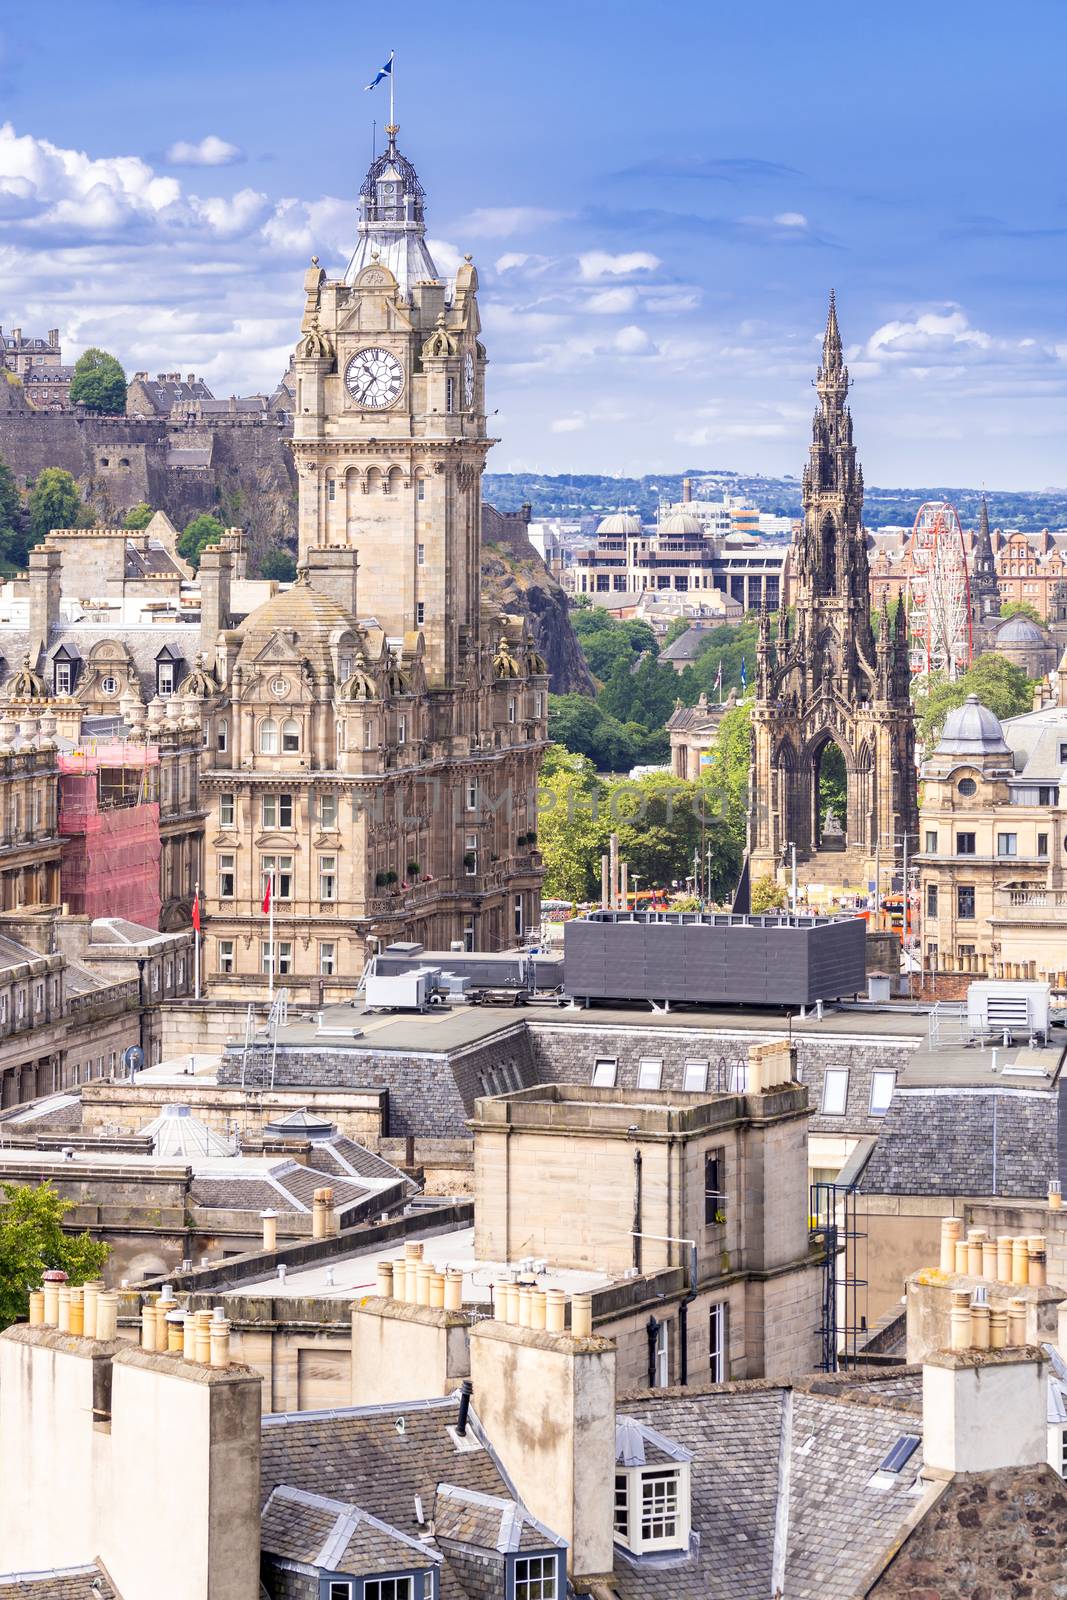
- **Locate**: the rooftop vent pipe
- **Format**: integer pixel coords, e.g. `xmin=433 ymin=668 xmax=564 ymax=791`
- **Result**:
xmin=456 ymin=1379 xmax=473 ymax=1437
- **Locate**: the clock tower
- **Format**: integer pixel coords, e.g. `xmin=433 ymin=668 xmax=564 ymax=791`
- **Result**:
xmin=291 ymin=125 xmax=487 ymax=686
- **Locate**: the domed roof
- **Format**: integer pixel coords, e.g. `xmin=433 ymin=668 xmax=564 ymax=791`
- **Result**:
xmin=936 ymin=694 xmax=1011 ymax=756
xmin=659 ymin=511 xmax=704 ymax=536
xmin=596 ymin=513 xmax=642 ymax=536
xmin=996 ymin=615 xmax=1047 ymax=644
xmin=235 ymin=576 xmax=357 ymax=667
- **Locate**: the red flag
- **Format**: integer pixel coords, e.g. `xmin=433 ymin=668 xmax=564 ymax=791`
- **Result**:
xmin=191 ymin=893 xmax=201 ymax=934
xmin=262 ymin=876 xmax=272 ymax=915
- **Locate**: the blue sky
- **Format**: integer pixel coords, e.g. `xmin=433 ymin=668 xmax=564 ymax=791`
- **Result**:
xmin=1 ymin=0 xmax=1065 ymax=487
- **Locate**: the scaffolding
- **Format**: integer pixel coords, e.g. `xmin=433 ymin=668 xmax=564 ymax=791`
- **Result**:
xmin=58 ymin=742 xmax=161 ymax=928
xmin=810 ymin=1179 xmax=868 ymax=1372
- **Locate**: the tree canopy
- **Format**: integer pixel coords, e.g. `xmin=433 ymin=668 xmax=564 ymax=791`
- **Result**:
xmin=571 ymin=608 xmax=658 ymax=681
xmin=69 ymin=347 xmax=127 ymax=415
xmin=998 ymin=600 xmax=1043 ymax=625
xmin=0 ymin=1181 xmax=110 ymax=1330
xmin=261 ymin=548 xmax=297 ymax=582
xmin=178 ymin=513 xmax=226 ymax=571
xmin=912 ymin=653 xmax=1036 ymax=747
xmin=537 ymin=744 xmax=741 ymax=904
xmin=0 ymin=454 xmax=28 ymax=571
xmin=123 ymin=502 xmax=154 ymax=530
xmin=27 ymin=468 xmax=90 ymax=545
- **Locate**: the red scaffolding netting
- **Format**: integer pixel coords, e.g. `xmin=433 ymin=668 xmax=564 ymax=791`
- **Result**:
xmin=58 ymin=743 xmax=161 ymax=929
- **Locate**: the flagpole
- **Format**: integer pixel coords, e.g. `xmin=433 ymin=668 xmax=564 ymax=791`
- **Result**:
xmin=268 ymin=871 xmax=275 ymax=1000
xmin=193 ymin=879 xmax=200 ymax=1001
xmin=389 ymin=49 xmax=395 ymax=129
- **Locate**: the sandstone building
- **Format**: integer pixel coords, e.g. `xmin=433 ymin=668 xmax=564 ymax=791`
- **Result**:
xmin=193 ymin=128 xmax=548 ymax=997
xmin=749 ymin=294 xmax=917 ymax=881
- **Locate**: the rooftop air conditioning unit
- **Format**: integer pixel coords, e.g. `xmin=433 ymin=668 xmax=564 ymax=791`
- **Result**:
xmin=967 ymin=980 xmax=1050 ymax=1042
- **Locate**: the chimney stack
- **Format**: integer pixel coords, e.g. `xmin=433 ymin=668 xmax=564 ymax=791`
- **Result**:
xmin=302 ymin=546 xmax=358 ymax=617
xmin=469 ymin=1312 xmax=616 ymax=1584
xmin=28 ymin=546 xmax=62 ymax=657
xmin=197 ymin=541 xmax=232 ymax=659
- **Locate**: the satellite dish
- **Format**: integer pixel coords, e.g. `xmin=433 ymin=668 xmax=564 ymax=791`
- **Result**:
xmin=123 ymin=1046 xmax=144 ymax=1078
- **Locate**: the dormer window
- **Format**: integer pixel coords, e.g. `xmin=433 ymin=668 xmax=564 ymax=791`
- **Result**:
xmin=158 ymin=662 xmax=175 ymax=696
xmin=614 ymin=1417 xmax=693 ymax=1557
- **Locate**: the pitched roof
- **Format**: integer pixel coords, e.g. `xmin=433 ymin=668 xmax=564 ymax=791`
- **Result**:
xmin=0 ymin=1566 xmax=119 ymax=1598
xmin=613 ymin=1384 xmax=928 ymax=1600
xmin=858 ymin=1086 xmax=1060 ymax=1197
xmin=261 ymin=1483 xmax=439 ymax=1577
xmin=260 ymin=1395 xmax=555 ymax=1598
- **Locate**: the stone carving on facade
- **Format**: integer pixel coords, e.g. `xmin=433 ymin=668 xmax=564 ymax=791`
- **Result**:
xmin=178 ymin=652 xmax=220 ymax=698
xmin=10 ymin=654 xmax=45 ymax=699
xmin=421 ymin=312 xmax=457 ymax=359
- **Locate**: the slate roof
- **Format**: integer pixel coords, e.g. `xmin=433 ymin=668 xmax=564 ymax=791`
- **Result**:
xmin=0 ymin=1566 xmax=118 ymax=1598
xmin=614 ymin=1384 xmax=927 ymax=1600
xmin=659 ymin=627 xmax=712 ymax=664
xmin=188 ymin=1159 xmax=372 ymax=1215
xmin=0 ymin=625 xmax=200 ymax=702
xmin=858 ymin=1085 xmax=1061 ymax=1198
xmin=261 ymin=1484 xmax=439 ymax=1579
xmin=305 ymin=1133 xmax=415 ymax=1190
xmin=433 ymin=1485 xmax=564 ymax=1554
xmin=260 ymin=1396 xmax=558 ymax=1600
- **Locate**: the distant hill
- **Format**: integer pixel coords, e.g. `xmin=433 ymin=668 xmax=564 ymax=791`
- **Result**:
xmin=483 ymin=470 xmax=1067 ymax=534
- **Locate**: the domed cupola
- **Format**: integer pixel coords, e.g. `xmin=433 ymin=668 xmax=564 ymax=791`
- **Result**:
xmin=935 ymin=694 xmax=1011 ymax=758
xmin=346 ymin=128 xmax=440 ymax=294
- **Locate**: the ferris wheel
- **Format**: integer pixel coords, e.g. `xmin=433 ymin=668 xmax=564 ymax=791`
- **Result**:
xmin=904 ymin=500 xmax=973 ymax=680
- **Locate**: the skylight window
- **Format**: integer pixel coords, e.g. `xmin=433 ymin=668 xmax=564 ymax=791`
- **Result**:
xmin=867 ymin=1433 xmax=920 ymax=1491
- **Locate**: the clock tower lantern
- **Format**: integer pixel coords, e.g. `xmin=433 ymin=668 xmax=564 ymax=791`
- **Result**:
xmin=291 ymin=126 xmax=487 ymax=686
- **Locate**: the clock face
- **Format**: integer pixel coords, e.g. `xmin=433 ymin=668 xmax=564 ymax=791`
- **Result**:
xmin=345 ymin=347 xmax=404 ymax=410
xmin=463 ymin=350 xmax=475 ymax=410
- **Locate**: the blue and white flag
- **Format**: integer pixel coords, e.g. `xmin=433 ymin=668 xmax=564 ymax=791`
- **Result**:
xmin=364 ymin=52 xmax=394 ymax=91
xmin=740 ymin=655 xmax=747 ymax=691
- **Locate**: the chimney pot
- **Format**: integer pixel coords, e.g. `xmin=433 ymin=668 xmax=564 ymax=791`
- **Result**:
xmin=1027 ymin=1237 xmax=1046 ymax=1287
xmin=209 ymin=1317 xmax=231 ymax=1368
xmin=570 ymin=1293 xmax=593 ymax=1339
xmin=997 ymin=1237 xmax=1013 ymax=1283
xmin=69 ymin=1286 xmax=84 ymax=1337
xmin=939 ymin=1216 xmax=962 ymax=1273
xmin=82 ymin=1281 xmax=101 ymax=1338
xmin=1011 ymin=1236 xmax=1029 ymax=1285
xmin=28 ymin=1289 xmax=45 ymax=1326
xmin=194 ymin=1309 xmax=212 ymax=1364
xmin=954 ymin=1240 xmax=968 ymax=1275
xmin=1049 ymin=1179 xmax=1063 ymax=1210
xmin=950 ymin=1289 xmax=972 ymax=1350
xmin=141 ymin=1305 xmax=158 ymax=1351
xmin=1007 ymin=1297 xmax=1027 ymax=1345
xmin=545 ymin=1288 xmax=566 ymax=1334
xmin=376 ymin=1261 xmax=394 ymax=1299
xmin=95 ymin=1291 xmax=118 ymax=1341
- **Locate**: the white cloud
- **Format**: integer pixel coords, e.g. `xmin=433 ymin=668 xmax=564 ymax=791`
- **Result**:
xmin=586 ymin=286 xmax=638 ymax=314
xmin=495 ymin=252 xmax=530 ymax=273
xmin=578 ymin=250 xmax=660 ymax=280
xmin=550 ymin=414 xmax=586 ymax=433
xmin=260 ymin=196 xmax=352 ymax=256
xmin=427 ymin=237 xmax=464 ymax=275
xmin=613 ymin=324 xmax=652 ymax=354
xmin=193 ymin=187 xmax=269 ymax=238
xmin=166 ymin=135 xmax=243 ymax=167
xmin=773 ymin=211 xmax=808 ymax=228
xmin=865 ymin=307 xmax=995 ymax=361
xmin=454 ymin=206 xmax=568 ymax=238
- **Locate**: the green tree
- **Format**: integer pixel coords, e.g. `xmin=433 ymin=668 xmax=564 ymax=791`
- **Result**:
xmin=701 ymin=702 xmax=752 ymax=853
xmin=537 ymin=748 xmax=606 ymax=902
xmin=178 ymin=513 xmax=226 ymax=571
xmin=0 ymin=1181 xmax=110 ymax=1329
xmin=572 ymin=610 xmax=657 ymax=681
xmin=998 ymin=600 xmax=1043 ymax=625
xmin=751 ymin=874 xmax=787 ymax=913
xmin=28 ymin=468 xmax=89 ymax=545
xmin=548 ymin=694 xmax=640 ymax=773
xmin=607 ymin=771 xmax=739 ymax=900
xmin=913 ymin=654 xmax=1035 ymax=747
xmin=0 ymin=454 xmax=27 ymax=570
xmin=69 ymin=347 xmax=127 ymax=415
xmin=123 ymin=502 xmax=154 ymax=530
xmin=261 ymin=548 xmax=297 ymax=582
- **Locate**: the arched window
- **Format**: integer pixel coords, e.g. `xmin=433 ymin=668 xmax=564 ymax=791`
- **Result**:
xmin=281 ymin=719 xmax=300 ymax=753
xmin=259 ymin=719 xmax=278 ymax=755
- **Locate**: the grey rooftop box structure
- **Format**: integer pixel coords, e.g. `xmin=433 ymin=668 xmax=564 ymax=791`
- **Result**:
xmin=563 ymin=910 xmax=867 ymax=1008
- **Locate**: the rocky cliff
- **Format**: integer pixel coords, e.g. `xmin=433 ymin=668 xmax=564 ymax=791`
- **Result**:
xmin=481 ymin=503 xmax=594 ymax=695
xmin=0 ymin=400 xmax=296 ymax=565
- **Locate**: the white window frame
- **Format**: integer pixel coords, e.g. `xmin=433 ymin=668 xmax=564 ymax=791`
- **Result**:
xmin=219 ymin=793 xmax=235 ymax=828
xmin=637 ymin=1057 xmax=663 ymax=1090
xmin=869 ymin=1070 xmax=896 ymax=1116
xmin=261 ymin=793 xmax=294 ymax=830
xmin=466 ymin=781 xmax=478 ymax=811
xmin=261 ymin=939 xmax=293 ymax=977
xmin=319 ymin=855 xmax=337 ymax=902
xmin=397 ymin=714 xmax=406 ymax=746
xmin=318 ymin=792 xmax=338 ymax=828
xmin=996 ymin=832 xmax=1018 ymax=858
xmin=217 ymin=854 xmax=236 ymax=899
xmin=614 ymin=1462 xmax=691 ymax=1554
xmin=281 ymin=719 xmax=301 ymax=753
xmin=319 ymin=942 xmax=336 ymax=976
xmin=683 ymin=1059 xmax=708 ymax=1093
xmin=259 ymin=719 xmax=278 ymax=755
xmin=157 ymin=663 xmax=175 ymax=696
xmin=709 ymin=1301 xmax=726 ymax=1383
xmin=218 ymin=939 xmax=235 ymax=974
xmin=54 ymin=661 xmax=72 ymax=696
xmin=512 ymin=1554 xmax=559 ymax=1600
xmin=216 ymin=721 xmax=227 ymax=753
xmin=821 ymin=1067 xmax=849 ymax=1116
xmin=654 ymin=1320 xmax=669 ymax=1387
xmin=591 ymin=1058 xmax=617 ymax=1088
xmin=261 ymin=854 xmax=293 ymax=900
